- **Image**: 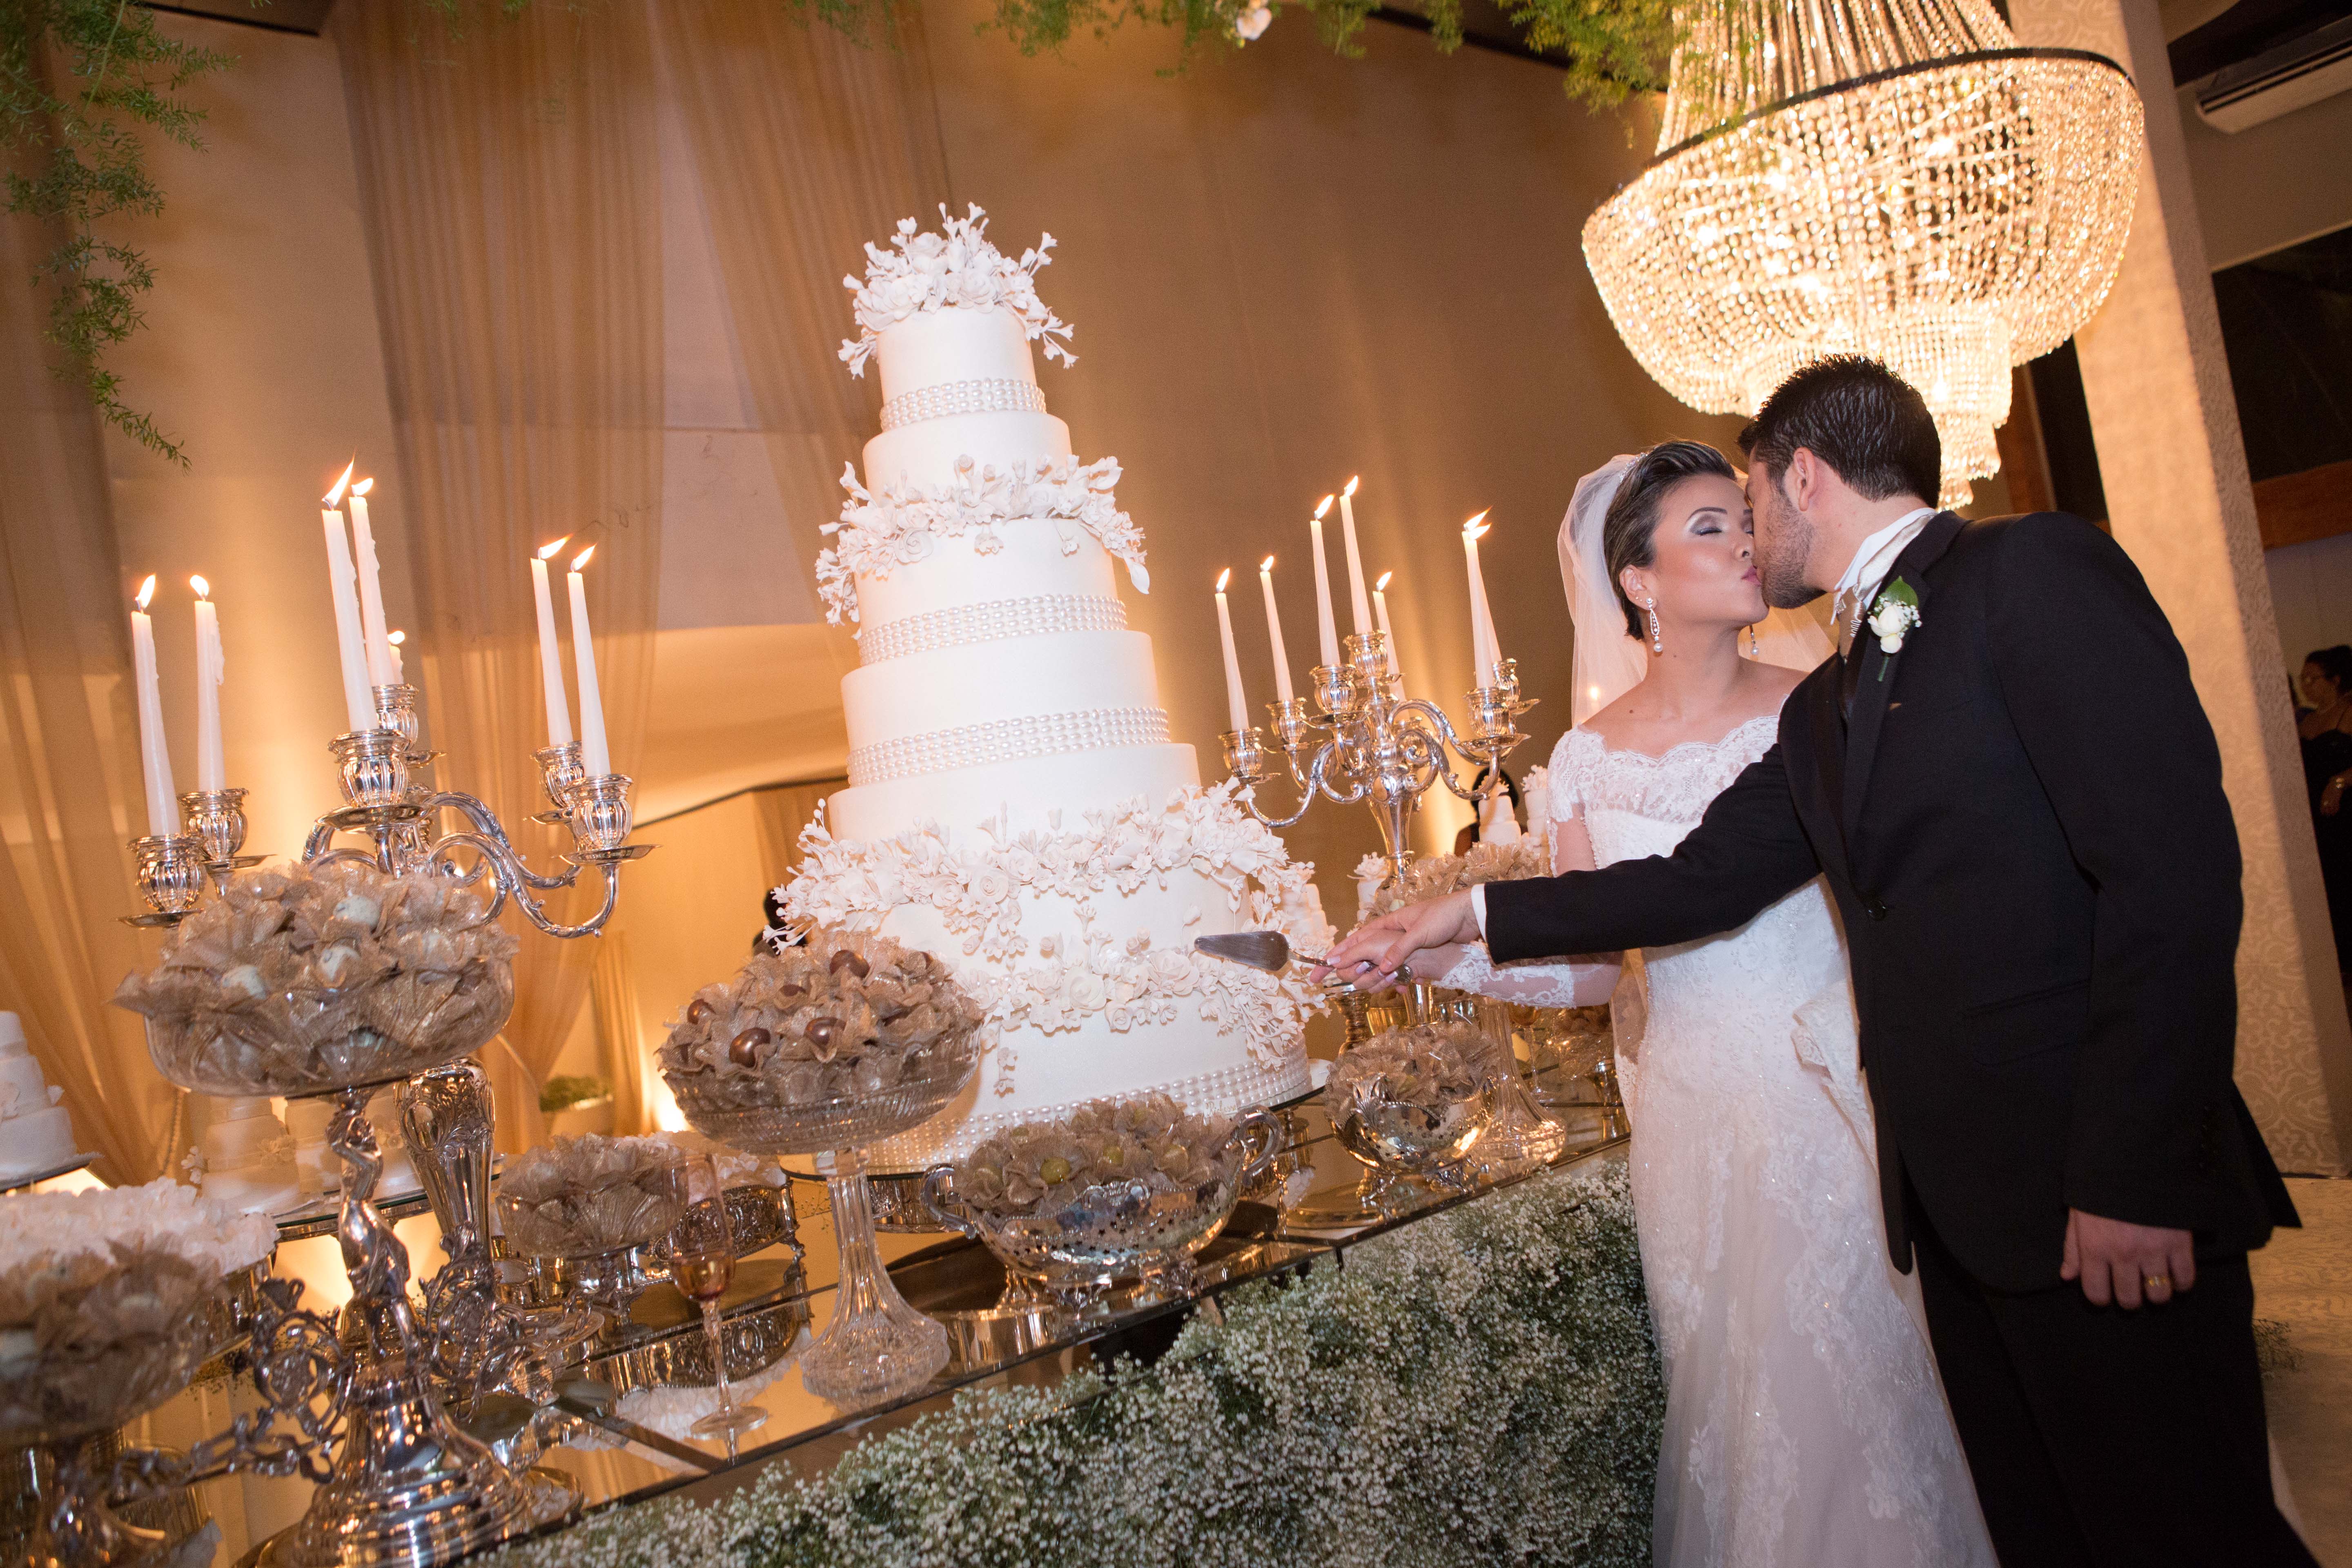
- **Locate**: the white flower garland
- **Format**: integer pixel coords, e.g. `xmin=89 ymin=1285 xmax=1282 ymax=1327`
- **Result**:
xmin=839 ymin=205 xmax=1076 ymax=378
xmin=781 ymin=783 xmax=1330 ymax=1071
xmin=817 ymin=455 xmax=1152 ymax=626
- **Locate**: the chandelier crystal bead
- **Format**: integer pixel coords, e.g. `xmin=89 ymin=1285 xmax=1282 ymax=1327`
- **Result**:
xmin=1583 ymin=0 xmax=2145 ymax=504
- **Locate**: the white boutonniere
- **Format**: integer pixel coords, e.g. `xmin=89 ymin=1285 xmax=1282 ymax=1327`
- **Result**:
xmin=1867 ymin=578 xmax=1921 ymax=678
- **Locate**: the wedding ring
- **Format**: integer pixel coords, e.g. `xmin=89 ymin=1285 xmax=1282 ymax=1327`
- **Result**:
xmin=2143 ymin=1274 xmax=2169 ymax=1293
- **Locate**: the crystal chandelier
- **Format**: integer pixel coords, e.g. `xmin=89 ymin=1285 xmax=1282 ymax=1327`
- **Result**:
xmin=1582 ymin=0 xmax=2146 ymax=503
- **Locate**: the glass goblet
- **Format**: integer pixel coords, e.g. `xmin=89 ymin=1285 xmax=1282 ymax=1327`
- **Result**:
xmin=663 ymin=1157 xmax=770 ymax=1445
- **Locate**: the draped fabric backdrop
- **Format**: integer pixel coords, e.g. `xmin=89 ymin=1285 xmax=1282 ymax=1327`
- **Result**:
xmin=651 ymin=0 xmax=950 ymax=567
xmin=333 ymin=0 xmax=664 ymax=1150
xmin=589 ymin=934 xmax=649 ymax=1136
xmin=0 ymin=192 xmax=176 ymax=1187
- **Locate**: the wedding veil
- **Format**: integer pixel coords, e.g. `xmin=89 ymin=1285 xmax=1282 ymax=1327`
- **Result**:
xmin=1558 ymin=451 xmax=1835 ymax=726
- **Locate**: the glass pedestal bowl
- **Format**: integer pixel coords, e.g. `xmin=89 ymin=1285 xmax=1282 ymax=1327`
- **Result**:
xmin=920 ymin=1109 xmax=1283 ymax=1307
xmin=668 ymin=1053 xmax=978 ymax=1410
xmin=0 ymin=1269 xmax=230 ymax=1568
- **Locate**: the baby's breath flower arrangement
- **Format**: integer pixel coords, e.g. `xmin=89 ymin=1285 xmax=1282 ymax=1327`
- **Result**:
xmin=475 ymin=1158 xmax=1660 ymax=1568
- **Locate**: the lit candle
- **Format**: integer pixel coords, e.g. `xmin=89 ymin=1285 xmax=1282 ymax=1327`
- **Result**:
xmin=1463 ymin=512 xmax=1498 ymax=682
xmin=1257 ymin=556 xmax=1295 ymax=706
xmin=1309 ymin=495 xmax=1341 ymax=670
xmin=192 ymin=576 xmax=225 ymax=792
xmin=1373 ymin=570 xmax=1404 ymax=699
xmin=1214 ymin=569 xmax=1248 ymax=734
xmin=386 ymin=629 xmax=405 ymax=684
xmin=567 ymin=546 xmax=610 ymax=777
xmin=1338 ymin=476 xmax=1372 ymax=641
xmin=321 ymin=464 xmax=376 ymax=731
xmin=347 ymin=476 xmax=396 ymax=688
xmin=530 ymin=539 xmax=575 ymax=748
xmin=129 ymin=576 xmax=179 ymax=836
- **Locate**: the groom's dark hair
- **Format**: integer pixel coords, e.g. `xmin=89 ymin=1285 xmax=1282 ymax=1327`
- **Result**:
xmin=1740 ymin=356 xmax=1940 ymax=506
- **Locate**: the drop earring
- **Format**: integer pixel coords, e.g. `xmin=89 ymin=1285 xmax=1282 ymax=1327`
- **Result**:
xmin=1747 ymin=623 xmax=1760 ymax=657
xmin=1646 ymin=600 xmax=1662 ymax=654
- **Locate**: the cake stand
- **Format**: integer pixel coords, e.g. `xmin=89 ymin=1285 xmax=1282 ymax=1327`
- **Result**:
xmin=675 ymin=1056 xmax=978 ymax=1409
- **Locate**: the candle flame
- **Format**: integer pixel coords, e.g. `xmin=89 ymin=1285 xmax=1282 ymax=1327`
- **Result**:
xmin=351 ymin=477 xmax=375 ymax=497
xmin=1343 ymin=475 xmax=1361 ymax=497
xmin=570 ymin=544 xmax=596 ymax=572
xmin=1216 ymin=568 xmax=1232 ymax=592
xmin=189 ymin=575 xmax=210 ymax=600
xmin=323 ymin=460 xmax=356 ymax=507
xmin=388 ymin=630 xmax=405 ymax=646
xmin=1259 ymin=555 xmax=1276 ymax=572
xmin=1464 ymin=509 xmax=1492 ymax=539
xmin=1375 ymin=570 xmax=1393 ymax=591
xmin=134 ymin=575 xmax=156 ymax=610
xmin=1313 ymin=494 xmax=1334 ymax=519
xmin=537 ymin=536 xmax=571 ymax=561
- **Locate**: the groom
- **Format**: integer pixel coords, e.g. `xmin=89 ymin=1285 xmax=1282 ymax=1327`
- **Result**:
xmin=1328 ymin=357 xmax=2310 ymax=1566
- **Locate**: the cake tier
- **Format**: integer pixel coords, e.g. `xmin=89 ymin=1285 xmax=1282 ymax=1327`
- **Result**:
xmin=842 ymin=628 xmax=1164 ymax=757
xmin=875 ymin=305 xmax=1037 ymax=405
xmin=855 ymin=516 xmax=1118 ymax=630
xmin=862 ymin=410 xmax=1071 ymax=496
xmin=0 ymin=1106 xmax=76 ymax=1180
xmin=853 ymin=862 xmax=1309 ymax=1171
xmin=826 ymin=742 xmax=1201 ymax=842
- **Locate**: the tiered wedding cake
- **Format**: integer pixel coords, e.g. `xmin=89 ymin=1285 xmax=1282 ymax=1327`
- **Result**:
xmin=785 ymin=207 xmax=1326 ymax=1169
xmin=0 ymin=1013 xmax=79 ymax=1182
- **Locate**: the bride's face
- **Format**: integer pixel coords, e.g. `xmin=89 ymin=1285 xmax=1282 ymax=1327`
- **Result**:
xmin=1622 ymin=474 xmax=1767 ymax=636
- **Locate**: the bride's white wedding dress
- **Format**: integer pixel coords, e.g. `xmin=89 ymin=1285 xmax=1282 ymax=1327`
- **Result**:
xmin=1441 ymin=715 xmax=1995 ymax=1568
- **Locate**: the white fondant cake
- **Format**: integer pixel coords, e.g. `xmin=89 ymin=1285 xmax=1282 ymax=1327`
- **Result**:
xmin=0 ymin=1012 xmax=79 ymax=1182
xmin=786 ymin=207 xmax=1328 ymax=1170
xmin=192 ymin=1095 xmax=302 ymax=1216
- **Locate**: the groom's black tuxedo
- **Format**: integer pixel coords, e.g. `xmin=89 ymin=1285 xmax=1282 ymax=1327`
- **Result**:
xmin=1487 ymin=510 xmax=2312 ymax=1565
xmin=1488 ymin=509 xmax=2296 ymax=1287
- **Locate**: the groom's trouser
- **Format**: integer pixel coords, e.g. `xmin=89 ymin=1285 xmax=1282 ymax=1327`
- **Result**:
xmin=1906 ymin=1185 xmax=2314 ymax=1568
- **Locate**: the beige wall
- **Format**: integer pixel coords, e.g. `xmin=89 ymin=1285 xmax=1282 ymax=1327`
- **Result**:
xmin=96 ymin=11 xmax=406 ymax=863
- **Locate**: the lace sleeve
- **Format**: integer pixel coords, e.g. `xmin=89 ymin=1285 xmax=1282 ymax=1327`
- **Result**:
xmin=1421 ymin=943 xmax=1621 ymax=1006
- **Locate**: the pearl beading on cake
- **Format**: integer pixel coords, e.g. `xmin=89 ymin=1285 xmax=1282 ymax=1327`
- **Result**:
xmin=847 ymin=706 xmax=1171 ymax=785
xmin=855 ymin=594 xmax=1128 ymax=666
xmin=878 ymin=377 xmax=1048 ymax=431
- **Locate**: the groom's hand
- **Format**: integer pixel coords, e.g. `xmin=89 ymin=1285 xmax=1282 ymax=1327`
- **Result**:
xmin=1316 ymin=890 xmax=1481 ymax=991
xmin=2060 ymin=1208 xmax=2196 ymax=1308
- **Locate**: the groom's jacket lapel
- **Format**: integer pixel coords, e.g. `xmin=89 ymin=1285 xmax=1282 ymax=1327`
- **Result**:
xmin=1842 ymin=510 xmax=1967 ymax=846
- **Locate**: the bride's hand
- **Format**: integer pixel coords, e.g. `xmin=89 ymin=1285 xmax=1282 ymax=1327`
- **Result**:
xmin=1317 ymin=890 xmax=1482 ymax=990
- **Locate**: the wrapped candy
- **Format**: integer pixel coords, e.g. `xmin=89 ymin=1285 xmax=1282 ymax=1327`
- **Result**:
xmin=114 ymin=860 xmax=519 ymax=1096
xmin=1327 ymin=1022 xmax=1495 ymax=1117
xmin=658 ymin=931 xmax=986 ymax=1118
xmin=495 ymin=1135 xmax=687 ymax=1258
xmin=951 ymin=1092 xmax=1240 ymax=1219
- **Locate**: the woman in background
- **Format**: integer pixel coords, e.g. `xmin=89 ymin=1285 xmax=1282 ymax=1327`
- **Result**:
xmin=2297 ymin=646 xmax=2352 ymax=974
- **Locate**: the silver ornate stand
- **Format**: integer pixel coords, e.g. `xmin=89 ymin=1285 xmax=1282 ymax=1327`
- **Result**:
xmin=1222 ymin=630 xmax=1537 ymax=891
xmin=118 ymin=680 xmax=648 ymax=1565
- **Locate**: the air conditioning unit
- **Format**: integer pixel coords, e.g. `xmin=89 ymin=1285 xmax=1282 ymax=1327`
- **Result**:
xmin=2196 ymin=14 xmax=2352 ymax=133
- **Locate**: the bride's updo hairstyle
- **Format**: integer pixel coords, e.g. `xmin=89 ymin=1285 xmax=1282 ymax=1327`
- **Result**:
xmin=1602 ymin=439 xmax=1739 ymax=640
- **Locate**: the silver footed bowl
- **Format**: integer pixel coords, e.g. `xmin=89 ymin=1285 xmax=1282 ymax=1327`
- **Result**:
xmin=921 ymin=1109 xmax=1284 ymax=1291
xmin=134 ymin=960 xmax=514 ymax=1098
xmin=1329 ymin=1078 xmax=1497 ymax=1175
xmin=670 ymin=1049 xmax=980 ymax=1157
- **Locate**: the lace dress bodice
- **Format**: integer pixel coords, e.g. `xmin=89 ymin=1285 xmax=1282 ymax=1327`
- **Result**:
xmin=1457 ymin=718 xmax=1992 ymax=1568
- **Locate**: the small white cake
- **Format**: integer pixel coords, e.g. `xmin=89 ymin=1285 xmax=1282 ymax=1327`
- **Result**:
xmin=0 ymin=1012 xmax=80 ymax=1183
xmin=192 ymin=1096 xmax=303 ymax=1216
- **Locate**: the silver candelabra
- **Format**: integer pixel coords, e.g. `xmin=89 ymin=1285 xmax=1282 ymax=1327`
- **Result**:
xmin=130 ymin=682 xmax=650 ymax=936
xmin=1222 ymin=630 xmax=1537 ymax=889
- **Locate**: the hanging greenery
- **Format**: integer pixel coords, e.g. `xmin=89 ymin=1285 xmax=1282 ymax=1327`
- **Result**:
xmin=1 ymin=0 xmax=230 ymax=463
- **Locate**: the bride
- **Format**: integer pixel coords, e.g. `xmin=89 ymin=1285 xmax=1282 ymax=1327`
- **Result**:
xmin=1383 ymin=442 xmax=1993 ymax=1567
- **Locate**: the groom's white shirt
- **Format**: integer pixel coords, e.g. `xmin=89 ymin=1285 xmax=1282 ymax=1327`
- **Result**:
xmin=1465 ymin=504 xmax=1938 ymax=939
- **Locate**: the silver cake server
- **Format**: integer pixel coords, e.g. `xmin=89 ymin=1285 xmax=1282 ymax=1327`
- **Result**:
xmin=1192 ymin=931 xmax=1410 ymax=984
